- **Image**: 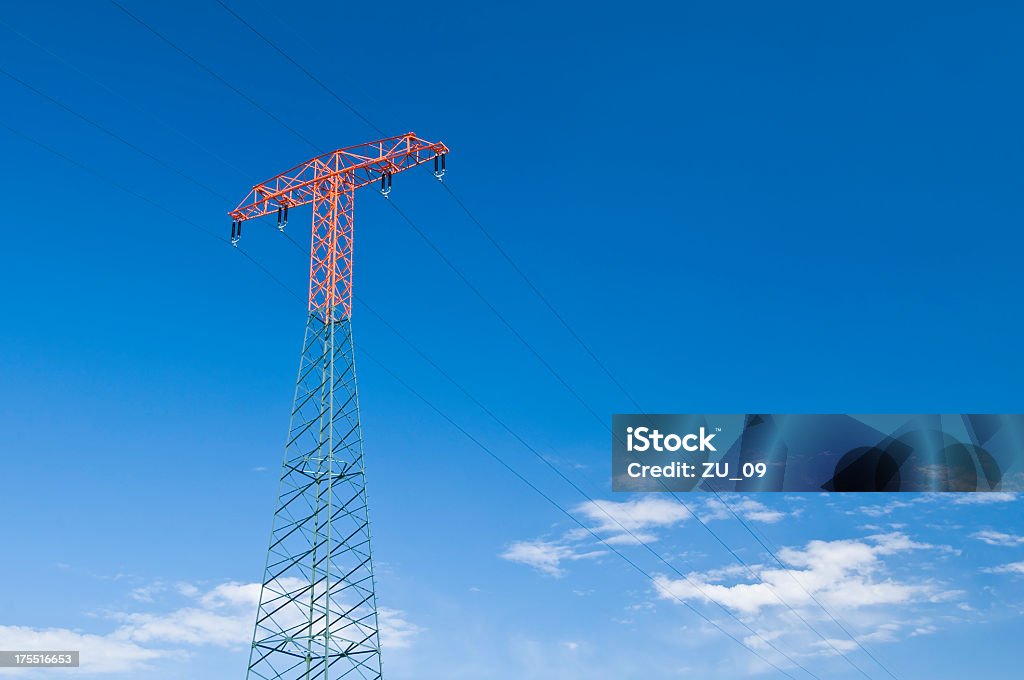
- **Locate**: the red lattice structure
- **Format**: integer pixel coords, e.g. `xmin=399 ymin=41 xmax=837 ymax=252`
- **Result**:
xmin=230 ymin=132 xmax=448 ymax=321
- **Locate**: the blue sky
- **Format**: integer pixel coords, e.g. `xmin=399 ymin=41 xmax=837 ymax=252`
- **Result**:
xmin=1 ymin=1 xmax=1022 ymax=678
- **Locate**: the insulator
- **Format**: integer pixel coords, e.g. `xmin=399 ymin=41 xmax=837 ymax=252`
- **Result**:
xmin=441 ymin=154 xmax=446 ymax=171
xmin=388 ymin=173 xmax=393 ymax=188
xmin=434 ymin=155 xmax=439 ymax=173
xmin=277 ymin=206 xmax=282 ymax=226
xmin=237 ymin=220 xmax=243 ymax=237
xmin=381 ymin=175 xmax=386 ymax=191
xmin=231 ymin=221 xmax=237 ymax=239
xmin=283 ymin=205 xmax=289 ymax=226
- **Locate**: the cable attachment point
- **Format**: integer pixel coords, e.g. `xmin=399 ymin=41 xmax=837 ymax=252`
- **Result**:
xmin=380 ymin=172 xmax=392 ymax=198
xmin=433 ymin=153 xmax=446 ymax=181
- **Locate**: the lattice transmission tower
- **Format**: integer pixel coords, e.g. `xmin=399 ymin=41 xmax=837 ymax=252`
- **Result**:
xmin=229 ymin=133 xmax=448 ymax=679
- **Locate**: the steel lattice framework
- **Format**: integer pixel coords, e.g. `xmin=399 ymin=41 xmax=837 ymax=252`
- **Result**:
xmin=230 ymin=133 xmax=447 ymax=679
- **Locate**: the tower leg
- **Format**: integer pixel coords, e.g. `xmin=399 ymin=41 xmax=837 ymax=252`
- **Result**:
xmin=246 ymin=312 xmax=383 ymax=680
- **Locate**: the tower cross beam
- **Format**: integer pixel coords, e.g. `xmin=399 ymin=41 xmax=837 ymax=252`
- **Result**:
xmin=229 ymin=132 xmax=447 ymax=322
xmin=229 ymin=132 xmax=447 ymax=221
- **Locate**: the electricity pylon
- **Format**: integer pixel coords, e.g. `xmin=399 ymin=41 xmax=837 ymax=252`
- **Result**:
xmin=230 ymin=133 xmax=448 ymax=679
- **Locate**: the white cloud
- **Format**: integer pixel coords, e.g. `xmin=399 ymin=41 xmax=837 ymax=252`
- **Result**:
xmin=113 ymin=605 xmax=251 ymax=648
xmin=377 ymin=608 xmax=422 ymax=649
xmin=850 ymin=499 xmax=914 ymax=518
xmin=812 ymin=637 xmax=859 ymax=654
xmin=176 ymin=583 xmax=200 ymax=598
xmin=867 ymin=531 xmax=960 ymax=556
xmin=950 ymin=493 xmax=1019 ymax=505
xmin=602 ymin=532 xmax=659 ymax=546
xmin=983 ymin=562 xmax=1024 ymax=575
xmin=572 ymin=496 xmax=792 ymax=548
xmin=575 ymin=497 xmax=692 ymax=535
xmin=700 ymin=498 xmax=787 ymax=524
xmin=653 ymin=532 xmax=954 ymax=617
xmin=500 ymin=540 xmax=604 ymax=577
xmin=972 ymin=530 xmax=1024 ymax=547
xmin=197 ymin=581 xmax=264 ymax=610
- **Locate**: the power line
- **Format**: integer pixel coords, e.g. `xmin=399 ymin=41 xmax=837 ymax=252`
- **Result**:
xmin=0 ymin=17 xmax=250 ymax=179
xmin=212 ymin=0 xmax=385 ymax=137
xmin=0 ymin=50 xmax=306 ymax=305
xmin=358 ymin=345 xmax=804 ymax=680
xmin=437 ymin=180 xmax=646 ymax=413
xmin=106 ymin=0 xmax=321 ymax=153
xmin=0 ymin=65 xmax=231 ymax=203
xmin=428 ymin=173 xmax=890 ymax=678
xmin=0 ymin=119 xmax=225 ymax=245
xmin=440 ymin=175 xmax=898 ymax=676
xmin=385 ymin=199 xmax=611 ymax=428
xmin=356 ymin=293 xmax=827 ymax=677
xmin=382 ymin=197 xmax=883 ymax=679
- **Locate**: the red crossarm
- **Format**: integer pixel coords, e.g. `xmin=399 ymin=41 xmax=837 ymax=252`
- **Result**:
xmin=228 ymin=132 xmax=448 ymax=320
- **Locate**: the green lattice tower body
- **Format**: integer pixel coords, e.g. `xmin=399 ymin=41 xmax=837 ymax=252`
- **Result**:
xmin=247 ymin=314 xmax=383 ymax=679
